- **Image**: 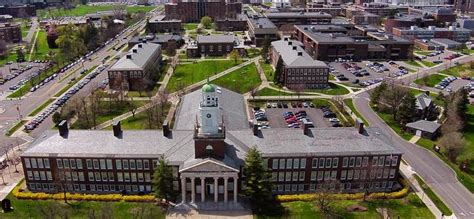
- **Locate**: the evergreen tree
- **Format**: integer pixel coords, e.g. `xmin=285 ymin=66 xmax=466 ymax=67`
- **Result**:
xmin=261 ymin=35 xmax=270 ymax=62
xmin=242 ymin=147 xmax=273 ymax=213
xmin=396 ymin=93 xmax=417 ymax=125
xmin=273 ymin=57 xmax=283 ymax=84
xmin=369 ymin=82 xmax=387 ymax=106
xmin=152 ymin=156 xmax=177 ymax=201
xmin=455 ymin=88 xmax=469 ymax=122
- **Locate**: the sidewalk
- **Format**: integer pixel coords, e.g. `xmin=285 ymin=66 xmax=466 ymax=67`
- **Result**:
xmin=0 ymin=140 xmax=30 ymax=200
xmin=399 ymin=162 xmax=456 ymax=219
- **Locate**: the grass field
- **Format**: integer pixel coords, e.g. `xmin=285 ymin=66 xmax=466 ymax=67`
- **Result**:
xmin=212 ymin=63 xmax=261 ymax=94
xmin=414 ymin=74 xmax=445 ymax=87
xmin=166 ymin=60 xmax=241 ymax=92
xmin=421 ymin=60 xmax=437 ymax=68
xmin=246 ymin=48 xmax=261 ymax=58
xmin=305 ymin=82 xmax=350 ymax=95
xmin=104 ymin=103 xmax=171 ymax=130
xmin=344 ymin=98 xmax=369 ymax=126
xmin=416 ymin=104 xmax=474 ymax=193
xmin=5 ymin=120 xmax=27 ymax=136
xmin=2 ymin=194 xmax=164 ymax=219
xmin=373 ymin=106 xmax=414 ymax=140
xmin=28 ymin=98 xmax=54 ymax=117
xmin=440 ymin=63 xmax=474 ymax=77
xmin=32 ymin=30 xmax=58 ymax=61
xmin=256 ymin=193 xmax=433 ymax=218
xmin=255 ymin=87 xmax=292 ymax=96
xmin=37 ymin=5 xmax=155 ymax=18
xmin=0 ymin=52 xmax=19 ymax=67
xmin=260 ymin=61 xmax=274 ymax=82
xmin=183 ymin=23 xmax=198 ymax=31
xmin=405 ymin=60 xmax=422 ymax=67
xmin=413 ymin=174 xmax=452 ymax=216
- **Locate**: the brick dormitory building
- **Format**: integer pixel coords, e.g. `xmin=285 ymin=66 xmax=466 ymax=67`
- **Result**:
xmin=21 ymin=82 xmax=403 ymax=206
xmin=164 ymin=0 xmax=242 ymax=23
xmin=0 ymin=22 xmax=21 ymax=43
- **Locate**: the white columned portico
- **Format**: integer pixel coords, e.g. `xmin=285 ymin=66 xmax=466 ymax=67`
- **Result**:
xmin=201 ymin=177 xmax=205 ymax=202
xmin=181 ymin=177 xmax=186 ymax=203
xmin=233 ymin=176 xmax=238 ymax=202
xmin=214 ymin=176 xmax=219 ymax=202
xmin=191 ymin=177 xmax=196 ymax=203
xmin=224 ymin=177 xmax=228 ymax=202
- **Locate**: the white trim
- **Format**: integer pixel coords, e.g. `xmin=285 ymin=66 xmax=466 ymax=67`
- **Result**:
xmin=179 ymin=159 xmax=240 ymax=173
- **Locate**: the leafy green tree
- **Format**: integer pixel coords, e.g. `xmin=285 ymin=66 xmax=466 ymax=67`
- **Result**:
xmin=152 ymin=156 xmax=178 ymax=201
xmin=52 ymin=112 xmax=62 ymax=124
xmin=77 ymin=23 xmax=100 ymax=51
xmin=242 ymin=147 xmax=273 ymax=213
xmin=229 ymin=49 xmax=241 ymax=65
xmin=200 ymin=16 xmax=212 ymax=29
xmin=396 ymin=93 xmax=416 ymax=125
xmin=16 ymin=48 xmax=25 ymax=62
xmin=56 ymin=24 xmax=87 ymax=61
xmin=369 ymin=82 xmax=387 ymax=105
xmin=273 ymin=57 xmax=283 ymax=84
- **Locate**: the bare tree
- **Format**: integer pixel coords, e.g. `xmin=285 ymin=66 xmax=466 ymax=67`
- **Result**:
xmin=332 ymin=95 xmax=344 ymax=112
xmin=250 ymin=87 xmax=258 ymax=100
xmin=293 ymin=84 xmax=305 ymax=100
xmin=439 ymin=132 xmax=465 ymax=162
xmin=379 ymin=83 xmax=409 ymax=120
xmin=315 ymin=185 xmax=335 ymax=217
xmin=54 ymin=165 xmax=72 ymax=203
xmin=157 ymin=90 xmax=169 ymax=119
xmin=100 ymin=203 xmax=114 ymax=219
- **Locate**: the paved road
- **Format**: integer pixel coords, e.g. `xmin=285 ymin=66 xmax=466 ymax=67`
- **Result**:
xmin=353 ymin=92 xmax=474 ymax=218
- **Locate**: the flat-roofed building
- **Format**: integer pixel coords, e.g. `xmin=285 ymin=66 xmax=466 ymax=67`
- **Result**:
xmin=215 ymin=14 xmax=247 ymax=32
xmin=0 ymin=22 xmax=21 ymax=43
xmin=165 ymin=0 xmax=242 ymax=23
xmin=247 ymin=16 xmax=279 ymax=46
xmin=108 ymin=42 xmax=162 ymax=91
xmin=271 ymin=38 xmax=329 ymax=89
xmin=147 ymin=15 xmax=182 ymax=33
xmin=265 ymin=11 xmax=332 ymax=32
xmin=392 ymin=26 xmax=472 ymax=42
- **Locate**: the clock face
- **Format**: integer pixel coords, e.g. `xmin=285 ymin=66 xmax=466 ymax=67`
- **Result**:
xmin=206 ymin=113 xmax=212 ymax=118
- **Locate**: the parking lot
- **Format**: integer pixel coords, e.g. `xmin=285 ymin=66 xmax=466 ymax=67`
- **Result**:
xmin=0 ymin=61 xmax=49 ymax=92
xmin=329 ymin=61 xmax=401 ymax=86
xmin=265 ymin=108 xmax=332 ymax=128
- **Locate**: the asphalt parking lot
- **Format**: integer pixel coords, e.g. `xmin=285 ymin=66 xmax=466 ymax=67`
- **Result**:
xmin=0 ymin=62 xmax=48 ymax=92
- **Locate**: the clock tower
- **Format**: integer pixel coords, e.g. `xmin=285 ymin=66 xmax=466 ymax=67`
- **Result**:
xmin=194 ymin=82 xmax=226 ymax=159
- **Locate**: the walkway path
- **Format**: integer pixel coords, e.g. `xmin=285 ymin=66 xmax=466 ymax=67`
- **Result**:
xmin=24 ymin=17 xmax=39 ymax=44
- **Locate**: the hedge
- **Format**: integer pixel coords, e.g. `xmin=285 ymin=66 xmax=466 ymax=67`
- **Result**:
xmin=276 ymin=179 xmax=409 ymax=202
xmin=12 ymin=186 xmax=155 ymax=202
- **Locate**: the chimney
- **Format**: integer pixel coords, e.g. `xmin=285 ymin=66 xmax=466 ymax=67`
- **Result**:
xmin=132 ymin=49 xmax=138 ymax=53
xmin=356 ymin=118 xmax=365 ymax=134
xmin=138 ymin=43 xmax=143 ymax=48
xmin=57 ymin=120 xmax=68 ymax=137
xmin=163 ymin=119 xmax=171 ymax=137
xmin=292 ymin=46 xmax=297 ymax=50
xmin=302 ymin=119 xmax=312 ymax=136
xmin=252 ymin=121 xmax=259 ymax=136
xmin=297 ymin=51 xmax=303 ymax=56
xmin=284 ymin=37 xmax=288 ymax=41
xmin=126 ymin=54 xmax=132 ymax=59
xmin=112 ymin=121 xmax=122 ymax=137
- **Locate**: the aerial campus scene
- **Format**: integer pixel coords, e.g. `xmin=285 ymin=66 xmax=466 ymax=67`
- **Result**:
xmin=0 ymin=0 xmax=474 ymax=218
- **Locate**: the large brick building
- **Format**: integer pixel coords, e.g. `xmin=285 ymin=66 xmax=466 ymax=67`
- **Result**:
xmin=0 ymin=5 xmax=36 ymax=18
xmin=293 ymin=25 xmax=414 ymax=61
xmin=147 ymin=15 xmax=182 ymax=33
xmin=0 ymin=22 xmax=21 ymax=43
xmin=187 ymin=34 xmax=244 ymax=58
xmin=392 ymin=26 xmax=472 ymax=42
xmin=271 ymin=38 xmax=329 ymax=89
xmin=21 ymin=83 xmax=403 ymax=206
xmin=164 ymin=0 xmax=242 ymax=23
xmin=108 ymin=42 xmax=162 ymax=91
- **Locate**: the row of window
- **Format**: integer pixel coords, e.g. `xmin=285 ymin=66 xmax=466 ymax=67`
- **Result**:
xmin=270 ymin=168 xmax=397 ymax=183
xmin=28 ymin=183 xmax=153 ymax=193
xmin=271 ymin=158 xmax=307 ymax=170
xmin=287 ymin=69 xmax=327 ymax=76
xmin=287 ymin=77 xmax=327 ymax=82
xmin=271 ymin=156 xmax=398 ymax=171
xmin=273 ymin=181 xmax=395 ymax=193
xmin=24 ymin=158 xmax=51 ymax=169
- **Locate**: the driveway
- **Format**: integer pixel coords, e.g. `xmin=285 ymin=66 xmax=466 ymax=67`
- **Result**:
xmin=353 ymin=91 xmax=474 ymax=218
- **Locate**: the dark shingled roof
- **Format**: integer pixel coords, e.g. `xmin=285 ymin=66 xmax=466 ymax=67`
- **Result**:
xmin=406 ymin=120 xmax=441 ymax=134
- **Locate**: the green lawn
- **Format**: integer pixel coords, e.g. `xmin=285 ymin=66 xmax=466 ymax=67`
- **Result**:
xmin=413 ymin=174 xmax=453 ymax=216
xmin=246 ymin=48 xmax=261 ymax=58
xmin=344 ymin=98 xmax=369 ymax=126
xmin=416 ymin=105 xmax=474 ymax=193
xmin=166 ymin=60 xmax=241 ymax=92
xmin=421 ymin=60 xmax=437 ymax=68
xmin=6 ymin=120 xmax=27 ymax=136
xmin=183 ymin=23 xmax=198 ymax=31
xmin=28 ymin=98 xmax=54 ymax=117
xmin=71 ymin=101 xmax=149 ymax=129
xmin=38 ymin=5 xmax=155 ymax=18
xmin=440 ymin=63 xmax=474 ymax=77
xmin=373 ymin=107 xmax=414 ymax=140
xmin=260 ymin=61 xmax=274 ymax=82
xmin=32 ymin=30 xmax=58 ymax=61
xmin=414 ymin=74 xmax=445 ymax=87
xmin=257 ymin=194 xmax=433 ymax=218
xmin=212 ymin=63 xmax=261 ymax=94
xmin=0 ymin=52 xmax=19 ymax=67
xmin=2 ymin=193 xmax=164 ymax=219
xmin=415 ymin=50 xmax=433 ymax=56
xmin=255 ymin=87 xmax=292 ymax=96
xmin=104 ymin=103 xmax=171 ymax=130
xmin=405 ymin=60 xmax=422 ymax=67
xmin=305 ymin=82 xmax=350 ymax=95
xmin=127 ymin=83 xmax=160 ymax=98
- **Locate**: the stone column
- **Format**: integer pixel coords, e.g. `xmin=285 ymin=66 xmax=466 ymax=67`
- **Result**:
xmin=214 ymin=176 xmax=219 ymax=202
xmin=233 ymin=176 xmax=238 ymax=203
xmin=181 ymin=177 xmax=186 ymax=203
xmin=224 ymin=176 xmax=228 ymax=202
xmin=201 ymin=177 xmax=205 ymax=202
xmin=191 ymin=177 xmax=195 ymax=203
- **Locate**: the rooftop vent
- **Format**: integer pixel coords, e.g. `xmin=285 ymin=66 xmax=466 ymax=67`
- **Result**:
xmin=138 ymin=43 xmax=143 ymax=48
xmin=163 ymin=119 xmax=171 ymax=137
xmin=57 ymin=120 xmax=68 ymax=138
xmin=126 ymin=54 xmax=132 ymax=59
xmin=112 ymin=121 xmax=122 ymax=137
xmin=297 ymin=51 xmax=303 ymax=56
xmin=132 ymin=49 xmax=138 ymax=53
xmin=292 ymin=46 xmax=297 ymax=50
xmin=356 ymin=118 xmax=365 ymax=134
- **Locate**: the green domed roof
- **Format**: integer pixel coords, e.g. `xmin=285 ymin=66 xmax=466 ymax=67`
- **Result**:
xmin=202 ymin=83 xmax=216 ymax=93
